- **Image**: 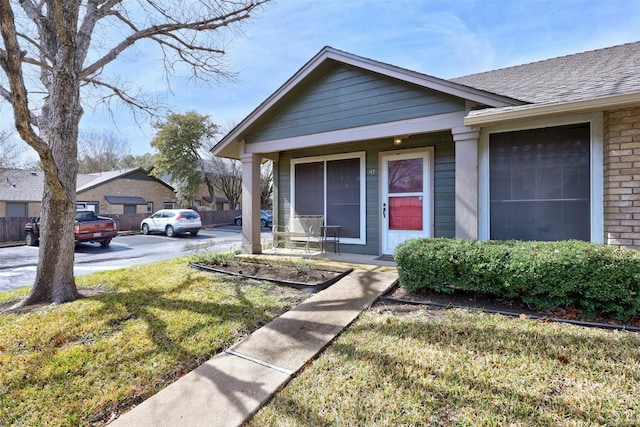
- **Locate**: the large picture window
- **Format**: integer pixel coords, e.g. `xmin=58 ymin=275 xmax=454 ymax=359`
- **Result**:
xmin=292 ymin=152 xmax=365 ymax=244
xmin=489 ymin=123 xmax=590 ymax=241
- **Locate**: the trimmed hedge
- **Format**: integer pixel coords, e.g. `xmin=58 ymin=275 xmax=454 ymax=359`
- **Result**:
xmin=394 ymin=238 xmax=640 ymax=321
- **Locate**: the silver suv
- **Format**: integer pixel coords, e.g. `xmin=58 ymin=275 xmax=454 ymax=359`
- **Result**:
xmin=140 ymin=209 xmax=201 ymax=237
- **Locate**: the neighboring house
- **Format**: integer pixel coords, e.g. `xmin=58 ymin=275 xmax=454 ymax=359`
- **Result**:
xmin=0 ymin=167 xmax=178 ymax=217
xmin=212 ymin=43 xmax=640 ymax=256
xmin=192 ymin=183 xmax=231 ymax=211
xmin=76 ymin=168 xmax=177 ymax=214
xmin=0 ymin=169 xmax=43 ymax=217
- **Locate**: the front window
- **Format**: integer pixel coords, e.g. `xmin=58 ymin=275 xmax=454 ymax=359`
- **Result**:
xmin=292 ymin=152 xmax=366 ymax=244
xmin=489 ymin=123 xmax=590 ymax=241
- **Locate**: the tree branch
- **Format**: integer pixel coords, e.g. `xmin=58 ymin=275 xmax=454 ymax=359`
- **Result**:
xmin=0 ymin=0 xmax=49 ymax=157
xmin=83 ymin=76 xmax=158 ymax=111
xmin=79 ymin=1 xmax=267 ymax=80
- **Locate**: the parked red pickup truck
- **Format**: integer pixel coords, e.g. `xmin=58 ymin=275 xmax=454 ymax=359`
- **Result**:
xmin=24 ymin=210 xmax=117 ymax=247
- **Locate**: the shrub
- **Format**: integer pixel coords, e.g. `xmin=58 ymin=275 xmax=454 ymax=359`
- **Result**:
xmin=394 ymin=238 xmax=640 ymax=321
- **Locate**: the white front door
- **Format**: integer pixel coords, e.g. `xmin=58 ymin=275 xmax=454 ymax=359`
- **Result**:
xmin=381 ymin=149 xmax=432 ymax=255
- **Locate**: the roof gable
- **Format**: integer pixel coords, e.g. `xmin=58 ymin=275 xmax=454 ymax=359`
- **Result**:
xmin=76 ymin=168 xmax=140 ymax=192
xmin=76 ymin=168 xmax=174 ymax=193
xmin=244 ymin=62 xmax=467 ymax=143
xmin=213 ymin=46 xmax=521 ymax=158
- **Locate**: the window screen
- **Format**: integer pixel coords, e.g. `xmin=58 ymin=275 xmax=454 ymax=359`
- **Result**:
xmin=327 ymin=158 xmax=360 ymax=238
xmin=294 ymin=156 xmax=361 ymax=239
xmin=490 ymin=124 xmax=590 ymax=241
xmin=294 ymin=162 xmax=324 ymax=215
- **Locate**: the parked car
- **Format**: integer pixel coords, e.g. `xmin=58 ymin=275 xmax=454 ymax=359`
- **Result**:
xmin=234 ymin=210 xmax=273 ymax=228
xmin=140 ymin=209 xmax=201 ymax=237
xmin=24 ymin=209 xmax=117 ymax=248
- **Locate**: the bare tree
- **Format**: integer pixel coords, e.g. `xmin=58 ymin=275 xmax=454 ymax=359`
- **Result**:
xmin=78 ymin=129 xmax=130 ymax=173
xmin=260 ymin=160 xmax=273 ymax=209
xmin=0 ymin=129 xmax=31 ymax=168
xmin=0 ymin=0 xmax=269 ymax=308
xmin=206 ymin=156 xmax=242 ymax=209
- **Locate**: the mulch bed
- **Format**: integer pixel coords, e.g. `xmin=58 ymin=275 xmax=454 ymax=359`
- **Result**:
xmin=189 ymin=260 xmax=352 ymax=293
xmin=381 ymin=284 xmax=640 ymax=331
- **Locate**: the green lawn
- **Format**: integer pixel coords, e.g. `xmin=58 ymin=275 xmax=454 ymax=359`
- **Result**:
xmin=0 ymin=256 xmax=308 ymax=426
xmin=3 ymin=257 xmax=640 ymax=426
xmin=249 ymin=305 xmax=640 ymax=426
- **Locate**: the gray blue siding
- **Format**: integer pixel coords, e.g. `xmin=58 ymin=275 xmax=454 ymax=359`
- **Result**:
xmin=246 ymin=62 xmax=465 ymax=143
xmin=276 ymin=132 xmax=455 ymax=255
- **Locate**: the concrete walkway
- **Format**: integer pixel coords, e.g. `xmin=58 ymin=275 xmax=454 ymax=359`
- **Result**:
xmin=110 ymin=267 xmax=398 ymax=427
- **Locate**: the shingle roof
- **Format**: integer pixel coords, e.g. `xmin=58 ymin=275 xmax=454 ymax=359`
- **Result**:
xmin=0 ymin=168 xmax=172 ymax=203
xmin=451 ymin=41 xmax=640 ymax=104
xmin=76 ymin=168 xmax=139 ymax=192
xmin=0 ymin=169 xmax=44 ymax=201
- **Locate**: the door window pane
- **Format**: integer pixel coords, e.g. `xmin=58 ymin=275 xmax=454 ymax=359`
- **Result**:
xmin=389 ymin=196 xmax=423 ymax=230
xmin=388 ymin=158 xmax=423 ymax=193
xmin=489 ymin=124 xmax=590 ymax=241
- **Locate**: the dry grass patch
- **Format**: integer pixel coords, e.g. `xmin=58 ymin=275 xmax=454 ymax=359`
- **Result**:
xmin=249 ymin=305 xmax=640 ymax=426
xmin=0 ymin=256 xmax=308 ymax=426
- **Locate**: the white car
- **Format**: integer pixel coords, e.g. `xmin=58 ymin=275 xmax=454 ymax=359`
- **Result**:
xmin=140 ymin=209 xmax=201 ymax=237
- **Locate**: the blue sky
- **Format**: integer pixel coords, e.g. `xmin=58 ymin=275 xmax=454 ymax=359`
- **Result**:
xmin=76 ymin=0 xmax=640 ymax=156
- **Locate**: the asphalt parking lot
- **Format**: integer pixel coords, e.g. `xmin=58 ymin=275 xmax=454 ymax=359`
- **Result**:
xmin=0 ymin=225 xmax=272 ymax=292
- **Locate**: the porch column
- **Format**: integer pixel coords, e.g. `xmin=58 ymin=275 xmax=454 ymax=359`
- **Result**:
xmin=452 ymin=126 xmax=481 ymax=240
xmin=240 ymin=153 xmax=262 ymax=254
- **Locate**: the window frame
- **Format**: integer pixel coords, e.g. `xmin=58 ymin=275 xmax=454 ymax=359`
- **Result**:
xmin=290 ymin=151 xmax=367 ymax=245
xmin=478 ymin=112 xmax=604 ymax=243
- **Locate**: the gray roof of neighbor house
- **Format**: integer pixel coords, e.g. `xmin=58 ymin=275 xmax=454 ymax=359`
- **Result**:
xmin=451 ymin=41 xmax=640 ymax=104
xmin=76 ymin=168 xmax=174 ymax=192
xmin=0 ymin=169 xmax=45 ymax=202
xmin=0 ymin=168 xmax=174 ymax=202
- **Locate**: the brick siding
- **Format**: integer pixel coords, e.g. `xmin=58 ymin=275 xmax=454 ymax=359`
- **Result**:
xmin=603 ymin=106 xmax=640 ymax=249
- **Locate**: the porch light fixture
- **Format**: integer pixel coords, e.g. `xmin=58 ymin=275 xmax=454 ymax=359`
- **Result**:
xmin=393 ymin=137 xmax=402 ymax=145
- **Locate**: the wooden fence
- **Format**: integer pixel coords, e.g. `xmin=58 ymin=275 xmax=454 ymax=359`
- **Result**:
xmin=0 ymin=209 xmax=241 ymax=244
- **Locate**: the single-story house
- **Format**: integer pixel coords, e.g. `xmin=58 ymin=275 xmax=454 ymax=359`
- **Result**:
xmin=192 ymin=182 xmax=232 ymax=211
xmin=0 ymin=167 xmax=178 ymax=217
xmin=212 ymin=42 xmax=640 ymax=256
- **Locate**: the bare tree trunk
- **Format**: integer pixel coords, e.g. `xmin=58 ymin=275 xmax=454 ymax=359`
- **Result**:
xmin=23 ymin=120 xmax=82 ymax=305
xmin=23 ymin=190 xmax=79 ymax=304
xmin=11 ymin=2 xmax=82 ymax=306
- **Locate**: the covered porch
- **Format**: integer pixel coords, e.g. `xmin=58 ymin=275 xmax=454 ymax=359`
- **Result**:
xmin=212 ymin=47 xmax=517 ymax=256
